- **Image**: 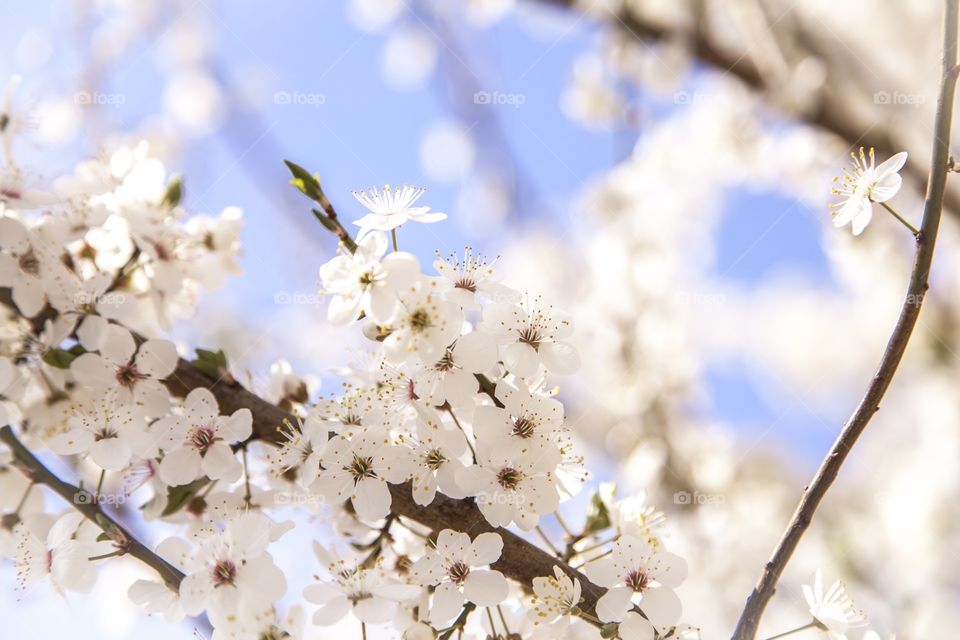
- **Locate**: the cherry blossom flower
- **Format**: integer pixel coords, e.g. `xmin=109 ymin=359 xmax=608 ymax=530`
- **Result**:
xmin=472 ymin=380 xmax=564 ymax=460
xmin=457 ymin=445 xmax=561 ymax=530
xmin=305 ymin=542 xmax=420 ymax=625
xmin=177 ymin=513 xmax=289 ymax=618
xmin=382 ymin=280 xmax=462 ymax=364
xmin=480 ymin=299 xmax=579 ymax=377
xmin=409 ymin=529 xmax=508 ymax=625
xmin=803 ymin=570 xmax=867 ymax=640
xmin=71 ymin=320 xmax=177 ymax=417
xmin=0 ymin=215 xmax=52 ymax=317
xmin=14 ymin=511 xmax=107 ymax=595
xmin=352 ymin=184 xmax=446 ymax=237
xmin=529 ymin=565 xmax=582 ymax=638
xmin=155 ymin=387 xmax=252 ymax=486
xmin=433 ymin=248 xmax=516 ymax=308
xmin=320 ymin=230 xmax=420 ymax=324
xmin=46 ymin=389 xmax=151 ymax=470
xmin=584 ymin=535 xmax=686 ymax=632
xmin=314 ymin=431 xmax=412 ymax=521
xmin=412 ymin=331 xmax=498 ymax=407
xmin=402 ymin=412 xmax=469 ymax=506
xmin=831 ymin=148 xmax=907 ymax=235
xmin=269 ymin=414 xmax=329 ymax=486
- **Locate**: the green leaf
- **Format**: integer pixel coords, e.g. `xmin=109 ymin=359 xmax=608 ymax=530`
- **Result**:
xmin=161 ymin=479 xmax=209 ymax=517
xmin=584 ymin=491 xmax=612 ymax=534
xmin=43 ymin=347 xmax=85 ymax=369
xmin=283 ymin=160 xmax=324 ymax=203
xmin=192 ymin=348 xmax=229 ymax=379
xmin=162 ymin=176 xmax=184 ymax=208
xmin=311 ymin=208 xmax=339 ymax=232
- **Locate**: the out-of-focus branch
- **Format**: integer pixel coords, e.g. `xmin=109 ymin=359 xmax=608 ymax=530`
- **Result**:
xmin=534 ymin=0 xmax=960 ymax=219
xmin=731 ymin=1 xmax=960 ymax=638
xmin=0 ymin=425 xmax=185 ymax=589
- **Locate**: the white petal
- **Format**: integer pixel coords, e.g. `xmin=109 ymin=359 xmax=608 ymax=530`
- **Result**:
xmin=619 ymin=612 xmax=655 ymax=640
xmin=463 ymin=569 xmax=508 ymax=606
xmin=353 ymin=477 xmax=392 ymax=521
xmin=468 ymin=532 xmax=503 ymax=566
xmin=136 ymin=339 xmax=178 ymax=378
xmin=638 ymin=587 xmax=682 ymax=630
xmin=200 ymin=442 xmax=242 ymax=482
xmin=158 ymin=447 xmax=202 ymax=486
xmin=430 ymin=582 xmax=464 ymax=626
xmin=596 ymin=586 xmax=633 ymax=623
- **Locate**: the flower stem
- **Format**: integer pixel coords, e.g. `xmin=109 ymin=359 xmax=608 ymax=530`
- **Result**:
xmin=391 ymin=228 xmax=399 ymax=251
xmin=554 ymin=511 xmax=574 ymax=537
xmin=444 ymin=403 xmax=477 ymax=464
xmin=878 ymin=200 xmax=920 ymax=236
xmin=762 ymin=620 xmax=821 ymax=640
xmin=95 ymin=469 xmax=106 ymax=500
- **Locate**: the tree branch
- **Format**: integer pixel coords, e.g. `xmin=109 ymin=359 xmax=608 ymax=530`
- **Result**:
xmin=730 ymin=1 xmax=960 ymax=638
xmin=0 ymin=425 xmax=185 ymax=589
xmin=534 ymin=0 xmax=960 ymax=219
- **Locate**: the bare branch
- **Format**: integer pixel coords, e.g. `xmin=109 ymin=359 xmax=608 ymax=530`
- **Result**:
xmin=731 ymin=1 xmax=960 ymax=637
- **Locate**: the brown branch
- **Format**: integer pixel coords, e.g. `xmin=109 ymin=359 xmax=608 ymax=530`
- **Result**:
xmin=731 ymin=1 xmax=960 ymax=638
xmin=534 ymin=0 xmax=960 ymax=219
xmin=0 ymin=425 xmax=185 ymax=589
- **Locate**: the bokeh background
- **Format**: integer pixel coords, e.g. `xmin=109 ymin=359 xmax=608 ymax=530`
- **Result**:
xmin=2 ymin=1 xmax=958 ymax=638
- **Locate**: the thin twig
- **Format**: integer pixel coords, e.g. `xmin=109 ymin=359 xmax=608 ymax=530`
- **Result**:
xmin=0 ymin=425 xmax=185 ymax=589
xmin=731 ymin=2 xmax=960 ymax=638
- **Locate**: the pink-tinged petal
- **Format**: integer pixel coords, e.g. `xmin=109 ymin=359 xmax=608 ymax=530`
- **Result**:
xmin=875 ymin=151 xmax=908 ymax=176
xmin=158 ymin=447 xmax=202 ymax=486
xmin=200 ymin=442 xmax=242 ymax=482
xmin=638 ymin=587 xmax=682 ymax=630
xmin=354 ymin=596 xmax=398 ymax=624
xmin=77 ymin=315 xmax=109 ymax=352
xmin=184 ymin=387 xmax=218 ymax=422
xmin=352 ymin=477 xmax=392 ymax=522
xmin=539 ymin=341 xmax=580 ymax=375
xmin=47 ymin=429 xmax=94 ymax=456
xmin=654 ymin=551 xmax=687 ymax=588
xmin=430 ymin=582 xmax=464 ymax=626
xmin=619 ymin=612 xmax=655 ymax=640
xmin=871 ymin=172 xmax=903 ymax=202
xmin=70 ymin=353 xmax=116 ymax=388
xmin=503 ymin=342 xmax=540 ymax=378
xmin=303 ymin=582 xmax=342 ymax=605
xmin=179 ymin=572 xmax=212 ymax=616
xmin=99 ymin=324 xmax=136 ymax=366
xmin=136 ymin=339 xmax=178 ymax=378
xmin=90 ymin=439 xmax=132 ymax=471
xmin=310 ymin=594 xmax=351 ymax=625
xmin=0 ymin=217 xmax=29 ymax=252
xmin=468 ymin=532 xmax=503 ymax=566
xmin=219 ymin=408 xmax=253 ymax=442
xmin=596 ymin=586 xmax=633 ymax=623
xmin=13 ymin=276 xmax=45 ymax=317
xmin=133 ymin=379 xmax=171 ymax=418
xmin=463 ymin=569 xmax=508 ymax=606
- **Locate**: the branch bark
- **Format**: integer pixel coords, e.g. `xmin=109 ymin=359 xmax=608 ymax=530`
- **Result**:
xmin=0 ymin=425 xmax=186 ymax=589
xmin=730 ymin=1 xmax=960 ymax=637
xmin=535 ymin=0 xmax=960 ymax=219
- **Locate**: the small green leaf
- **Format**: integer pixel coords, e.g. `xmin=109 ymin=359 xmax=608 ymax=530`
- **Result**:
xmin=584 ymin=491 xmax=612 ymax=534
xmin=192 ymin=348 xmax=229 ymax=380
xmin=161 ymin=479 xmax=209 ymax=517
xmin=162 ymin=176 xmax=184 ymax=208
xmin=601 ymin=623 xmax=620 ymax=639
xmin=43 ymin=347 xmax=85 ymax=369
xmin=283 ymin=160 xmax=324 ymax=203
xmin=312 ymin=208 xmax=339 ymax=232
